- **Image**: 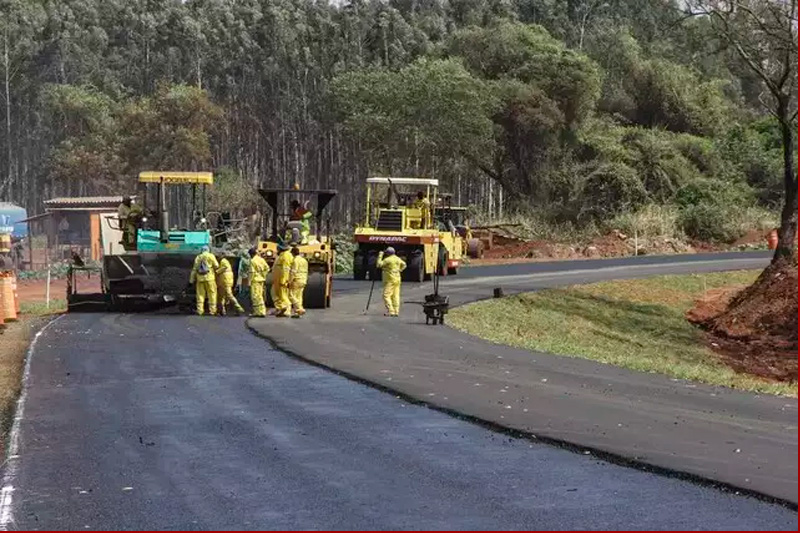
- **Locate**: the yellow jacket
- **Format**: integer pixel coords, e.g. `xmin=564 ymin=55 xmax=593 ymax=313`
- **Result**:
xmin=190 ymin=251 xmax=219 ymax=283
xmin=250 ymin=255 xmax=269 ymax=283
xmin=290 ymin=254 xmax=309 ymax=286
xmin=273 ymin=250 xmax=294 ymax=287
xmin=377 ymin=254 xmax=406 ymax=284
xmin=216 ymin=257 xmax=235 ymax=287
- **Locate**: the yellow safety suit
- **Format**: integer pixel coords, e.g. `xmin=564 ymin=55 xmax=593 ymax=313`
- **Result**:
xmin=249 ymin=254 xmax=270 ymax=317
xmin=289 ymin=254 xmax=309 ymax=316
xmin=216 ymin=257 xmax=245 ymax=315
xmin=117 ymin=202 xmax=143 ymax=248
xmin=412 ymin=197 xmax=431 ymax=228
xmin=190 ymin=251 xmax=220 ymax=315
xmin=291 ymin=207 xmax=313 ymax=244
xmin=272 ymin=249 xmax=294 ymax=316
xmin=377 ymin=253 xmax=406 ymax=316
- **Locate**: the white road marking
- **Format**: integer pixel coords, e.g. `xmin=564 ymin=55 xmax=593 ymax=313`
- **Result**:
xmin=0 ymin=316 xmax=63 ymax=531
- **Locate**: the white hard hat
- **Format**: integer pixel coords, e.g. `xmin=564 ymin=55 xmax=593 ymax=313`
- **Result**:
xmin=385 ymin=247 xmax=396 ymax=255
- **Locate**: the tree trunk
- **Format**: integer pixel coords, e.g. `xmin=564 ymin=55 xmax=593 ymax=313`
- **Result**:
xmin=3 ymin=28 xmax=11 ymax=199
xmin=775 ymin=115 xmax=798 ymax=262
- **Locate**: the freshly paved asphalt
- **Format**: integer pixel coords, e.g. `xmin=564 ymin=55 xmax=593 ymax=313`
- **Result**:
xmin=249 ymin=251 xmax=798 ymax=504
xmin=3 ymin=252 xmax=796 ymax=529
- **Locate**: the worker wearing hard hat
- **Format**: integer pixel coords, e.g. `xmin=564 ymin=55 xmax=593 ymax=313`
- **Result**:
xmin=272 ymin=241 xmax=294 ymax=317
xmin=289 ymin=246 xmax=309 ymax=318
xmin=248 ymin=247 xmax=269 ymax=317
xmin=190 ymin=245 xmax=219 ymax=316
xmin=377 ymin=247 xmax=406 ymax=317
xmin=290 ymin=200 xmax=312 ymax=244
xmin=216 ymin=254 xmax=245 ymax=316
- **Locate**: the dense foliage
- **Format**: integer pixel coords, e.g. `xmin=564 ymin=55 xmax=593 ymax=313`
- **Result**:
xmin=0 ymin=0 xmax=795 ymax=242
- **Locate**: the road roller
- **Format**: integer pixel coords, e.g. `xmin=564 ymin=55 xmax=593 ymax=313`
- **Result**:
xmin=256 ymin=188 xmax=337 ymax=309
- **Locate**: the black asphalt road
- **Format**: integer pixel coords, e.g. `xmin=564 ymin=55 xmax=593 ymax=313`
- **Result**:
xmin=3 ymin=312 xmax=796 ymax=530
xmin=249 ymin=251 xmax=798 ymax=504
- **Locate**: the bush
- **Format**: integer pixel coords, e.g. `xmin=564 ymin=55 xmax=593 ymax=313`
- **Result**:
xmin=678 ymin=203 xmax=741 ymax=242
xmin=334 ymin=235 xmax=356 ymax=273
xmin=674 ymin=178 xmax=756 ymax=209
xmin=608 ymin=204 xmax=681 ymax=240
xmin=580 ymin=161 xmax=648 ymax=219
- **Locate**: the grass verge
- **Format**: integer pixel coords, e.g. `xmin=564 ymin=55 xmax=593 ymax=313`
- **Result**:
xmin=449 ymin=270 xmax=796 ymax=396
xmin=20 ymin=299 xmax=67 ymax=317
xmin=0 ymin=316 xmax=52 ymax=452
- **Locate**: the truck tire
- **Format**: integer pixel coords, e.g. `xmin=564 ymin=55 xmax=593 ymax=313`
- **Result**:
xmin=467 ymin=238 xmax=484 ymax=259
xmin=407 ymin=252 xmax=424 ymax=282
xmin=353 ymin=253 xmax=366 ymax=280
xmin=304 ymin=271 xmax=328 ymax=309
xmin=438 ymin=248 xmax=448 ymax=277
xmin=367 ymin=253 xmax=381 ymax=281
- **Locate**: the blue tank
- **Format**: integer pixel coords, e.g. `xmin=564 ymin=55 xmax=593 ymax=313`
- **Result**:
xmin=0 ymin=202 xmax=28 ymax=238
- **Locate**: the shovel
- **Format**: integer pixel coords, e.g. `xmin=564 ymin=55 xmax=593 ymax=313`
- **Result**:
xmin=363 ymin=278 xmax=377 ymax=314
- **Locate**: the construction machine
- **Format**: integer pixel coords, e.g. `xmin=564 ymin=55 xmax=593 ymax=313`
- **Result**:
xmin=433 ymin=196 xmax=484 ymax=260
xmin=68 ymin=171 xmax=241 ymax=312
xmin=352 ymin=177 xmax=463 ymax=282
xmin=256 ymin=188 xmax=337 ymax=309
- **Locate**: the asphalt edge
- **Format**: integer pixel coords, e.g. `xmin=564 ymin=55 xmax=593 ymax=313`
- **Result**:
xmin=245 ymin=319 xmax=797 ymax=512
xmin=0 ymin=314 xmax=64 ymax=530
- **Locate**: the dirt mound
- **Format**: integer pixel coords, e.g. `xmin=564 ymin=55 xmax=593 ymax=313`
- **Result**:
xmin=687 ymin=259 xmax=798 ymax=382
xmin=478 ymin=230 xmax=697 ymax=264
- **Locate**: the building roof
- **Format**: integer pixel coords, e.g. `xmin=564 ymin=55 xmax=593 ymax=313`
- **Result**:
xmin=44 ymin=196 xmax=128 ymax=211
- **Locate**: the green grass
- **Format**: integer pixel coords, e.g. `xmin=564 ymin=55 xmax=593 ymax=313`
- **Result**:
xmin=20 ymin=299 xmax=67 ymax=317
xmin=449 ymin=270 xmax=796 ymax=396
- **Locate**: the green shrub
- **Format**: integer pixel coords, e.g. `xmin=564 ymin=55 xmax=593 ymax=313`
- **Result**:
xmin=674 ymin=178 xmax=756 ymax=208
xmin=580 ymin=161 xmax=648 ymax=219
xmin=608 ymin=204 xmax=681 ymax=240
xmin=678 ymin=203 xmax=741 ymax=242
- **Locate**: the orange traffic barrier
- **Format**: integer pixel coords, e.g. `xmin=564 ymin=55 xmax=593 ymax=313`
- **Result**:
xmin=10 ymin=274 xmax=19 ymax=313
xmin=767 ymin=229 xmax=779 ymax=250
xmin=0 ymin=276 xmax=17 ymax=322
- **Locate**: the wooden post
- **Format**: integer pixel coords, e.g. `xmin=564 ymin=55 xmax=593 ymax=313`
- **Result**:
xmin=90 ymin=213 xmax=101 ymax=261
xmin=45 ymin=267 xmax=51 ymax=309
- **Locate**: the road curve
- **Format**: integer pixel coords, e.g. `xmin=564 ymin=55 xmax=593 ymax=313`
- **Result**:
xmin=2 ymin=311 xmax=796 ymax=530
xmin=249 ymin=251 xmax=798 ymax=504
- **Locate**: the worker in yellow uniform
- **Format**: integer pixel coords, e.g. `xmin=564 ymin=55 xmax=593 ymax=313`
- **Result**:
xmin=411 ymin=191 xmax=431 ymax=229
xmin=215 ymin=254 xmax=245 ymax=316
xmin=289 ymin=246 xmax=309 ymax=318
xmin=272 ymin=242 xmax=294 ymax=317
xmin=248 ymin=247 xmax=269 ymax=317
xmin=377 ymin=246 xmax=406 ymax=317
xmin=190 ymin=245 xmax=219 ymax=316
xmin=117 ymin=196 xmax=143 ymax=249
xmin=290 ymin=200 xmax=313 ymax=244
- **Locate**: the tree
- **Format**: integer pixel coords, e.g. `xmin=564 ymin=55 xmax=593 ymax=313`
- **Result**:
xmin=331 ymin=58 xmax=497 ymax=175
xmin=0 ymin=0 xmax=44 ymax=198
xmin=688 ymin=0 xmax=797 ymax=262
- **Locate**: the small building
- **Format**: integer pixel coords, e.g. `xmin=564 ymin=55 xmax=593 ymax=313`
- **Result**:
xmin=42 ymin=196 xmax=125 ymax=262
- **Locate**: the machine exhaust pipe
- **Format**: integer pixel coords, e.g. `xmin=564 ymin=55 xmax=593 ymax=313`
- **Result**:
xmin=158 ymin=177 xmax=169 ymax=243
